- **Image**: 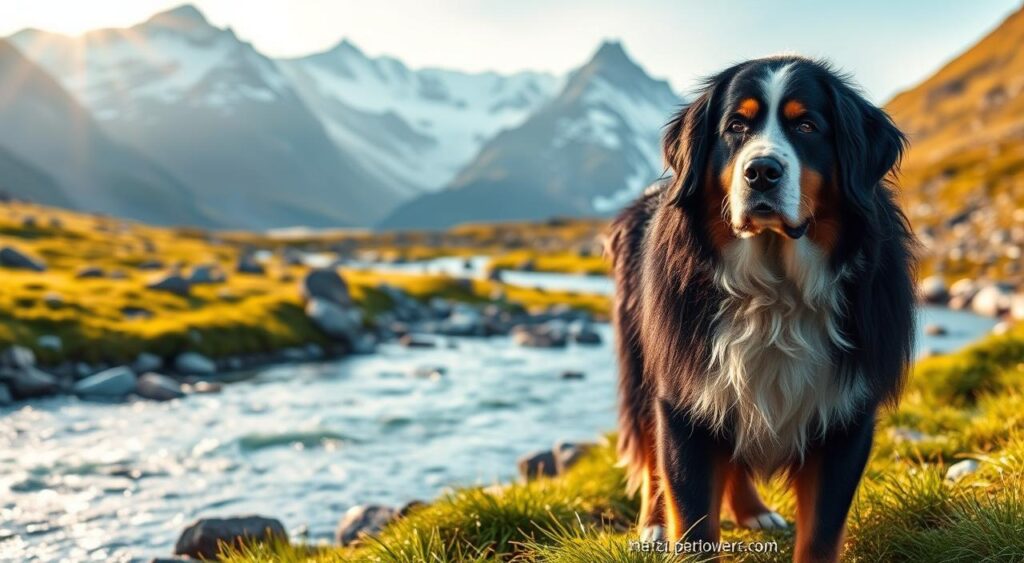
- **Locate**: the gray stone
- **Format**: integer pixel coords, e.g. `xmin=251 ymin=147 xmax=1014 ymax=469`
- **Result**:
xmin=553 ymin=441 xmax=597 ymax=474
xmin=0 ymin=383 xmax=12 ymax=406
xmin=132 ymin=353 xmax=164 ymax=374
xmin=37 ymin=335 xmax=61 ymax=351
xmin=136 ymin=373 xmax=185 ymax=401
xmin=300 ymin=268 xmax=351 ymax=307
xmin=189 ymin=264 xmax=226 ymax=285
xmin=1 ymin=345 xmax=36 ymax=369
xmin=306 ymin=298 xmax=362 ymax=342
xmin=511 ymin=323 xmax=567 ymax=348
xmin=560 ymin=370 xmax=585 ymax=380
xmin=73 ymin=366 xmax=137 ymax=398
xmin=42 ymin=292 xmax=64 ymax=308
xmin=1 ymin=366 xmax=59 ymax=399
xmin=924 ymin=324 xmax=947 ymax=337
xmin=174 ymin=352 xmax=216 ymax=375
xmin=75 ymin=266 xmax=105 ymax=279
xmin=147 ymin=274 xmax=191 ymax=297
xmin=236 ymin=257 xmax=265 ymax=275
xmin=517 ymin=449 xmax=558 ymax=481
xmin=334 ymin=505 xmax=397 ymax=546
xmin=918 ymin=276 xmax=949 ymax=304
xmin=0 ymin=246 xmax=46 ymax=271
xmin=945 ymin=459 xmax=980 ymax=482
xmin=971 ymin=284 xmax=1014 ymax=317
xmin=174 ymin=515 xmax=288 ymax=560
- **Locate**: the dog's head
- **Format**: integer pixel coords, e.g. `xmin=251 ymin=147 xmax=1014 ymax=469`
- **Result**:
xmin=663 ymin=57 xmax=906 ymax=253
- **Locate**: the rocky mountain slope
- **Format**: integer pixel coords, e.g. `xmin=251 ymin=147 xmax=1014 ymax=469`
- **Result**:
xmin=379 ymin=42 xmax=681 ymax=230
xmin=0 ymin=40 xmax=212 ymax=226
xmin=279 ymin=40 xmax=559 ymax=196
xmin=10 ymin=5 xmax=401 ymax=229
xmin=888 ymin=5 xmax=1024 ymax=283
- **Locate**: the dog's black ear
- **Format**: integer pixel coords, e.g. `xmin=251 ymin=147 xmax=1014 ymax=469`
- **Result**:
xmin=663 ymin=89 xmax=714 ymax=207
xmin=829 ymin=80 xmax=908 ymax=216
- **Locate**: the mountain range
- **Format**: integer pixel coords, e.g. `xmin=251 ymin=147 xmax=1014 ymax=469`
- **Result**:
xmin=1 ymin=4 xmax=679 ymax=230
xmin=3 ymin=3 xmax=1022 ymax=235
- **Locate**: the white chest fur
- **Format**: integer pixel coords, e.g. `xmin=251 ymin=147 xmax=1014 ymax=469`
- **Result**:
xmin=689 ymin=235 xmax=865 ymax=471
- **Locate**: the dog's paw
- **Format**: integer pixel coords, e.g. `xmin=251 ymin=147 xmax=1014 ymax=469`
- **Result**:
xmin=740 ymin=511 xmax=788 ymax=530
xmin=640 ymin=525 xmax=665 ymax=541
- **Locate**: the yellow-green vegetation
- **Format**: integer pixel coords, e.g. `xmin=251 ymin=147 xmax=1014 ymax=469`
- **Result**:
xmin=886 ymin=6 xmax=1024 ymax=282
xmin=0 ymin=202 xmax=609 ymax=365
xmin=222 ymin=324 xmax=1024 ymax=562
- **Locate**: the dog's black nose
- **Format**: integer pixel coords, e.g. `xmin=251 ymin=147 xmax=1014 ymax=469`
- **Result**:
xmin=743 ymin=157 xmax=783 ymax=192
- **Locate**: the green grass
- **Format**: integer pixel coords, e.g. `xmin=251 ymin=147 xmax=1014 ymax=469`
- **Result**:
xmin=0 ymin=202 xmax=609 ymax=366
xmin=220 ymin=324 xmax=1024 ymax=562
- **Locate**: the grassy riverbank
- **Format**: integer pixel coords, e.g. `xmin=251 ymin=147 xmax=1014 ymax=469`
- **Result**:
xmin=0 ymin=202 xmax=608 ymax=365
xmin=223 ymin=323 xmax=1024 ymax=562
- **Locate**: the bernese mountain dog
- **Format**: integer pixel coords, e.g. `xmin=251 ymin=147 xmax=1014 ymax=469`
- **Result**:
xmin=607 ymin=56 xmax=916 ymax=562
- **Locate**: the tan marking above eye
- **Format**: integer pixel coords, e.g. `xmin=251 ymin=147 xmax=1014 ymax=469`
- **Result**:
xmin=737 ymin=98 xmax=760 ymax=119
xmin=783 ymin=100 xmax=806 ymax=120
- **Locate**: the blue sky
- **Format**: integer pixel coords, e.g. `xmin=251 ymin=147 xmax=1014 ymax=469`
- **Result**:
xmin=2 ymin=0 xmax=1020 ymax=101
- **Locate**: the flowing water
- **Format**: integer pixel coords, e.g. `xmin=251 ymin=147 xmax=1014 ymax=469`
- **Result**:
xmin=0 ymin=265 xmax=998 ymax=561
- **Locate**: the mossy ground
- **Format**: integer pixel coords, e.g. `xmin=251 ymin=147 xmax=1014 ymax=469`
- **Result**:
xmin=222 ymin=325 xmax=1024 ymax=562
xmin=0 ymin=202 xmax=608 ymax=365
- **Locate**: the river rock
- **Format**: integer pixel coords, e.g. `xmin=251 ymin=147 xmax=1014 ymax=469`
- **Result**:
xmin=560 ymin=370 xmax=585 ymax=380
xmin=924 ymin=324 xmax=947 ymax=336
xmin=334 ymin=505 xmax=397 ymax=546
xmin=174 ymin=352 xmax=216 ymax=375
xmin=517 ymin=449 xmax=558 ymax=480
xmin=136 ymin=373 xmax=185 ymax=401
xmin=147 ymin=274 xmax=191 ymax=297
xmin=553 ymin=441 xmax=596 ymax=474
xmin=236 ymin=256 xmax=265 ymax=275
xmin=174 ymin=515 xmax=288 ymax=560
xmin=73 ymin=366 xmax=137 ymax=398
xmin=0 ymin=246 xmax=46 ymax=271
xmin=189 ymin=264 xmax=226 ymax=285
xmin=37 ymin=335 xmax=61 ymax=351
xmin=511 ymin=323 xmax=567 ymax=348
xmin=0 ymin=383 xmax=12 ymax=406
xmin=132 ymin=353 xmax=164 ymax=373
xmin=948 ymin=278 xmax=979 ymax=309
xmin=1 ymin=345 xmax=36 ymax=369
xmin=918 ymin=276 xmax=949 ymax=304
xmin=945 ymin=459 xmax=980 ymax=482
xmin=1 ymin=366 xmax=59 ymax=399
xmin=306 ymin=298 xmax=362 ymax=342
xmin=971 ymin=284 xmax=1014 ymax=317
xmin=301 ymin=268 xmax=351 ymax=306
xmin=569 ymin=321 xmax=602 ymax=345
xmin=75 ymin=266 xmax=105 ymax=279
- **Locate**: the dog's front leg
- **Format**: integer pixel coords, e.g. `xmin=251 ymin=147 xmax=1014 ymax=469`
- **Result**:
xmin=655 ymin=398 xmax=727 ymax=545
xmin=793 ymin=410 xmax=876 ymax=563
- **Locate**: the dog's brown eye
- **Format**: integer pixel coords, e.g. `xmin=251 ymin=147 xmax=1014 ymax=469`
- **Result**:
xmin=728 ymin=120 xmax=748 ymax=134
xmin=796 ymin=120 xmax=816 ymax=133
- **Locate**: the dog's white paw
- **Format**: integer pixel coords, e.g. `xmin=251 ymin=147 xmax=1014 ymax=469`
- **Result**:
xmin=740 ymin=511 xmax=788 ymax=530
xmin=640 ymin=525 xmax=665 ymax=541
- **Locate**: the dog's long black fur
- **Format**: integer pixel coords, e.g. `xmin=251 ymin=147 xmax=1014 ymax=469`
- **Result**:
xmin=608 ymin=57 xmax=917 ymax=562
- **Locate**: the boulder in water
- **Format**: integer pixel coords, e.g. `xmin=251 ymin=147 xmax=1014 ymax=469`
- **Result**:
xmin=300 ymin=268 xmax=351 ymax=306
xmin=136 ymin=373 xmax=185 ymax=401
xmin=174 ymin=515 xmax=287 ymax=560
xmin=334 ymin=505 xmax=397 ymax=546
xmin=174 ymin=352 xmax=216 ymax=375
xmin=73 ymin=367 xmax=137 ymax=398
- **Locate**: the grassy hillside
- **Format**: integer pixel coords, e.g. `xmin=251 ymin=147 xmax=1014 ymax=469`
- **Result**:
xmin=0 ymin=201 xmax=608 ymax=366
xmin=887 ymin=6 xmax=1024 ymax=283
xmin=221 ymin=322 xmax=1024 ymax=562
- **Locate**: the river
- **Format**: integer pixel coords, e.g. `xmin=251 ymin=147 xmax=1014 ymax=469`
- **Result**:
xmin=0 ymin=266 xmax=998 ymax=561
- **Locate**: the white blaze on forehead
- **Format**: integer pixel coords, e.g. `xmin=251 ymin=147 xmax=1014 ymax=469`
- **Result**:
xmin=729 ymin=63 xmax=802 ymax=229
